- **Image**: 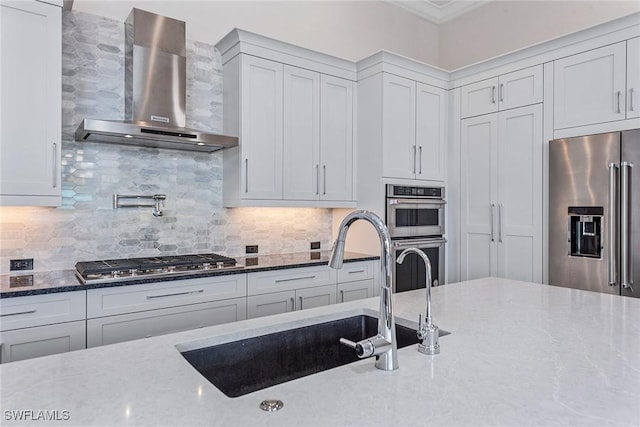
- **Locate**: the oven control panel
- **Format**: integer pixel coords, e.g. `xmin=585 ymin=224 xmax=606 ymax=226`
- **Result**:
xmin=387 ymin=185 xmax=444 ymax=198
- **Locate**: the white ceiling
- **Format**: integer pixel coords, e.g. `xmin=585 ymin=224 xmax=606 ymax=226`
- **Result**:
xmin=385 ymin=0 xmax=491 ymax=24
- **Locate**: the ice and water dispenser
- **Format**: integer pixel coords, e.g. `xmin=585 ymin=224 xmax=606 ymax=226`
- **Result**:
xmin=568 ymin=207 xmax=603 ymax=258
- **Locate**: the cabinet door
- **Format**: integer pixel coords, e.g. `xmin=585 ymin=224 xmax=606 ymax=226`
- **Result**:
xmin=627 ymin=37 xmax=640 ymax=119
xmin=498 ymin=65 xmax=543 ymax=111
xmin=0 ymin=321 xmax=85 ymax=364
xmin=382 ymin=74 xmax=416 ymax=180
xmin=283 ymin=65 xmax=320 ymax=200
xmin=337 ymin=279 xmax=375 ymax=303
xmin=0 ymin=1 xmax=61 ymax=206
xmin=247 ymin=291 xmax=295 ymax=319
xmin=554 ymin=42 xmax=626 ymax=129
xmin=416 ymin=83 xmax=446 ymax=181
xmin=497 ymin=105 xmax=543 ymax=283
xmin=460 ymin=114 xmax=499 ymax=280
xmin=320 ymin=75 xmax=354 ymax=201
xmin=461 ymin=77 xmax=499 ymax=118
xmin=87 ymin=298 xmax=247 ymax=347
xmin=241 ymin=55 xmax=283 ymax=199
xmin=295 ymin=284 xmax=336 ymax=310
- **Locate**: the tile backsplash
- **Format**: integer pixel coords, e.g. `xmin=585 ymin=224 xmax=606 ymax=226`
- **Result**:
xmin=0 ymin=11 xmax=333 ymax=274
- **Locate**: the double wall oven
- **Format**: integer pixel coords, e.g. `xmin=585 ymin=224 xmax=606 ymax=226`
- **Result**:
xmin=386 ymin=184 xmax=446 ymax=292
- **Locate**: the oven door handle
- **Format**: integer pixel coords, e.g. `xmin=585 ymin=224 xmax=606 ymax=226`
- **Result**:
xmin=392 ymin=238 xmax=447 ymax=249
xmin=388 ymin=199 xmax=446 ymax=206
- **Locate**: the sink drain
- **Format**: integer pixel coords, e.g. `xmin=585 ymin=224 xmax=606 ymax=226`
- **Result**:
xmin=259 ymin=399 xmax=284 ymax=412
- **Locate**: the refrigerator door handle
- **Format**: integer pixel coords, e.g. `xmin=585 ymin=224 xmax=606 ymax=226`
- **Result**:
xmin=608 ymin=162 xmax=618 ymax=287
xmin=620 ymin=161 xmax=633 ymax=289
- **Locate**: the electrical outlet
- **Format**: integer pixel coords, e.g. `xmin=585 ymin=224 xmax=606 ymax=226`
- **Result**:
xmin=310 ymin=241 xmax=321 ymax=250
xmin=245 ymin=245 xmax=258 ymax=254
xmin=10 ymin=258 xmax=34 ymax=271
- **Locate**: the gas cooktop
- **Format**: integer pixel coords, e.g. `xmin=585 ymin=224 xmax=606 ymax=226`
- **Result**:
xmin=75 ymin=253 xmax=242 ymax=284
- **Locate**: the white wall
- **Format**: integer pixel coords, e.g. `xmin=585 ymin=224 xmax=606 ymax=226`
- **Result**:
xmin=72 ymin=0 xmax=439 ymax=64
xmin=439 ymin=0 xmax=640 ymax=70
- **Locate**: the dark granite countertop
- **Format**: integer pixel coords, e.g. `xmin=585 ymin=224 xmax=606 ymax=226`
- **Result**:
xmin=0 ymin=251 xmax=378 ymax=298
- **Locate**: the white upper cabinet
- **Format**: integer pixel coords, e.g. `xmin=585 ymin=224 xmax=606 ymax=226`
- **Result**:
xmin=283 ymin=65 xmax=320 ymax=200
xmin=461 ymin=65 xmax=542 ymax=118
xmin=218 ymin=30 xmax=356 ymax=207
xmin=382 ymin=74 xmax=417 ymax=180
xmin=320 ymin=74 xmax=354 ymax=201
xmin=240 ymin=55 xmax=284 ymax=200
xmin=553 ymin=42 xmax=627 ymax=129
xmin=380 ymin=74 xmax=447 ymax=182
xmin=627 ymin=37 xmax=639 ymax=119
xmin=416 ymin=82 xmax=447 ymax=182
xmin=0 ymin=0 xmax=61 ymax=206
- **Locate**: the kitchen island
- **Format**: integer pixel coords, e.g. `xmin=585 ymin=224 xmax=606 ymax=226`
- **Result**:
xmin=1 ymin=277 xmax=639 ymax=426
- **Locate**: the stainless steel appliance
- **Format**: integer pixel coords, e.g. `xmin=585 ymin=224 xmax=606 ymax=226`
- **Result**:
xmin=386 ymin=185 xmax=445 ymax=238
xmin=549 ymin=129 xmax=640 ymax=298
xmin=386 ymin=184 xmax=446 ymax=292
xmin=75 ymin=253 xmax=241 ymax=285
xmin=75 ymin=9 xmax=238 ymax=152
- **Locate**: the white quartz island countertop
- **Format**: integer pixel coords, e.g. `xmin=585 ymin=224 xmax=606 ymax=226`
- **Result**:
xmin=1 ymin=277 xmax=639 ymax=426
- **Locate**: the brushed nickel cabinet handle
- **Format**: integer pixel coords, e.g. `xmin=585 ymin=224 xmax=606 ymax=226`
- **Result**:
xmin=323 ymin=165 xmax=327 ymax=195
xmin=245 ymin=158 xmax=249 ymax=193
xmin=275 ymin=275 xmax=316 ymax=283
xmin=498 ymin=203 xmax=503 ymax=243
xmin=340 ymin=290 xmax=344 ymax=302
xmin=499 ymin=83 xmax=504 ymax=102
xmin=146 ymin=289 xmax=204 ymax=299
xmin=348 ymin=270 xmax=365 ymax=274
xmin=413 ymin=145 xmax=417 ymax=174
xmin=52 ymin=143 xmax=57 ymax=188
xmin=617 ymin=91 xmax=622 ymax=114
xmin=316 ymin=164 xmax=320 ymax=195
xmin=290 ymin=297 xmax=295 ymax=311
xmin=492 ymin=86 xmax=496 ymax=104
xmin=299 ymin=296 xmax=303 ymax=310
xmin=630 ymin=88 xmax=635 ymax=111
xmin=490 ymin=204 xmax=495 ymax=242
xmin=418 ymin=146 xmax=423 ymax=174
xmin=0 ymin=309 xmax=37 ymax=317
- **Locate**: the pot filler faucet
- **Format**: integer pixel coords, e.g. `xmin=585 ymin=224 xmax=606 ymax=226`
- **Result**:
xmin=330 ymin=210 xmax=398 ymax=371
xmin=397 ymin=248 xmax=440 ymax=355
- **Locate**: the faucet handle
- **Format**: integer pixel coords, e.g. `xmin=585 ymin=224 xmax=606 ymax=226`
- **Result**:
xmin=339 ymin=338 xmax=356 ymax=349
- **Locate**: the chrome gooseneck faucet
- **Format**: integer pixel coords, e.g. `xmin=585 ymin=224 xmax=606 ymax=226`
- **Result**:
xmin=330 ymin=210 xmax=398 ymax=371
xmin=397 ymin=248 xmax=440 ymax=355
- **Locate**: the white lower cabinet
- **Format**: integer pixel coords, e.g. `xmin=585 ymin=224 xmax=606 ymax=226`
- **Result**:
xmin=337 ymin=280 xmax=375 ymax=303
xmin=246 ymin=284 xmax=337 ymax=319
xmin=0 ymin=291 xmax=86 ymax=363
xmin=87 ymin=298 xmax=246 ymax=347
xmin=0 ymin=321 xmax=85 ymax=364
xmin=86 ymin=275 xmax=248 ymax=346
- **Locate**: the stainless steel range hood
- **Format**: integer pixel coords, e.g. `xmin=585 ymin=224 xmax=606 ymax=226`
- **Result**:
xmin=75 ymin=9 xmax=237 ymax=153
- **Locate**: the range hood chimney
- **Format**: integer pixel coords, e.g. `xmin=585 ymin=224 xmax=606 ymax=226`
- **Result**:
xmin=75 ymin=9 xmax=238 ymax=153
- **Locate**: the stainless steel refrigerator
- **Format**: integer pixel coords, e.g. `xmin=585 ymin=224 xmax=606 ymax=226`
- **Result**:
xmin=549 ymin=129 xmax=640 ymax=298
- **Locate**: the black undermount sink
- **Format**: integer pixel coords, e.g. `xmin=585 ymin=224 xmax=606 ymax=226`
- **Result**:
xmin=180 ymin=314 xmax=449 ymax=398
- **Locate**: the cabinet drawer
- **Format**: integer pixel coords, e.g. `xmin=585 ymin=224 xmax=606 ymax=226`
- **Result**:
xmin=87 ymin=298 xmax=247 ymax=347
xmin=0 ymin=291 xmax=86 ymax=331
xmin=336 ymin=261 xmax=375 ymax=283
xmin=247 ymin=265 xmax=336 ymax=296
xmin=87 ymin=275 xmax=247 ymax=318
xmin=0 ymin=320 xmax=86 ymax=364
